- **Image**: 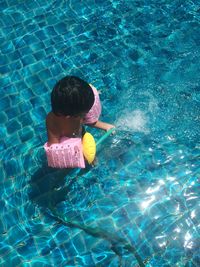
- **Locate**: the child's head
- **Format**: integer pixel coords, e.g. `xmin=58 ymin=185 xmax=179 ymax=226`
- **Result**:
xmin=51 ymin=76 xmax=94 ymax=117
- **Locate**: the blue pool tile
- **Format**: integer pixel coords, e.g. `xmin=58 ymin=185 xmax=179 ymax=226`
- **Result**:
xmin=7 ymin=119 xmax=22 ymax=134
xmin=3 ymin=158 xmax=21 ymax=177
xmin=43 ymin=55 xmax=56 ymax=66
xmin=0 ymin=96 xmax=11 ymax=110
xmin=35 ymin=29 xmax=48 ymax=41
xmin=137 ymin=242 xmax=153 ymax=260
xmin=52 ymin=35 xmax=64 ymax=44
xmin=72 ymin=233 xmax=86 ymax=254
xmin=33 ymin=50 xmax=46 ymax=60
xmin=14 ymin=26 xmax=27 ymax=39
xmin=51 ymin=248 xmax=64 ymax=266
xmin=25 ymin=205 xmax=40 ymax=222
xmin=6 ymin=135 xmax=20 ymax=153
xmin=1 ymin=251 xmax=23 ymax=267
xmin=8 ymin=94 xmax=22 ymax=107
xmin=112 ymin=208 xmax=130 ymax=228
xmin=25 ymin=1 xmax=40 ymax=9
xmin=26 ymin=23 xmax=39 ymax=33
xmin=8 ymin=225 xmax=29 ymax=246
xmin=1 ymin=41 xmax=15 ymax=54
xmin=60 ymin=60 xmax=71 ymax=70
xmin=1 ymin=15 xmax=15 ymax=26
xmin=37 ymin=69 xmax=52 ymax=80
xmin=8 ymin=72 xmax=22 ymax=84
xmin=44 ymin=46 xmax=56 ymax=55
xmin=123 ymin=202 xmax=141 ymax=219
xmin=43 ymin=39 xmax=55 ymax=49
xmin=18 ymin=101 xmax=31 ymax=113
xmin=54 ymin=226 xmax=70 ymax=244
xmin=0 ymin=55 xmax=9 ymax=66
xmin=20 ymin=89 xmax=35 ymax=100
xmin=1 ymin=75 xmax=11 ymax=87
xmin=11 ymin=12 xmax=25 ymax=23
xmin=41 ymin=212 xmax=58 ymax=226
xmin=0 ymin=65 xmax=10 ymax=74
xmin=0 ymin=179 xmax=13 ymax=198
xmin=0 ymin=112 xmax=8 ymax=123
xmin=18 ymin=113 xmax=33 ymax=127
xmin=19 ymin=46 xmax=33 ymax=57
xmin=34 ymin=229 xmax=54 ymax=250
xmin=32 ymin=83 xmax=48 ymax=95
xmin=45 ymin=78 xmax=57 ymax=89
xmin=1 ymin=25 xmax=14 ymax=37
xmin=7 ymin=50 xmax=21 ymax=61
xmin=6 ymin=106 xmax=20 ymax=119
xmin=30 ymin=96 xmax=43 ymax=108
xmin=119 ymin=150 xmax=135 ymax=164
xmin=110 ymin=190 xmax=129 ymax=206
xmin=30 ymin=41 xmax=46 ymax=51
xmin=54 ymin=22 xmax=68 ymax=34
xmin=19 ymin=127 xmax=34 ymax=142
xmin=17 ymin=237 xmax=38 ymax=258
xmin=31 ymin=106 xmax=46 ymax=121
xmin=20 ymin=66 xmax=33 ymax=78
xmin=9 ymin=60 xmax=23 ymax=71
xmin=75 ymin=252 xmax=97 ymax=266
xmin=13 ymin=38 xmax=26 ymax=49
xmin=45 ymin=14 xmax=60 ymax=25
xmin=4 ymin=210 xmax=20 ymax=229
xmin=10 ymin=191 xmax=24 ymax=207
xmin=0 ymin=2 xmax=8 ymax=10
xmin=23 ymin=34 xmax=40 ymax=45
xmin=25 ymin=75 xmax=41 ymax=86
xmin=93 ymin=251 xmax=116 ymax=265
xmin=0 ymin=219 xmax=6 ymax=235
xmin=50 ymin=64 xmax=64 ymax=77
xmin=61 ymin=240 xmax=79 ymax=258
xmin=15 ymin=80 xmax=27 ymax=91
xmin=29 ymin=62 xmax=44 ymax=73
xmin=40 ymin=246 xmax=52 ymax=256
xmin=21 ymin=55 xmax=36 ymax=66
xmin=0 ymin=198 xmax=5 ymax=212
xmin=45 ymin=26 xmax=57 ymax=37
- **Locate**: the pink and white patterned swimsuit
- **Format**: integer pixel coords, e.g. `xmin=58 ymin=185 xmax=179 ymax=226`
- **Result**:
xmin=83 ymin=85 xmax=102 ymax=124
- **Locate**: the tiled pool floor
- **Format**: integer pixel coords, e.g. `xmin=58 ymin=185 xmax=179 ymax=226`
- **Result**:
xmin=0 ymin=0 xmax=200 ymax=266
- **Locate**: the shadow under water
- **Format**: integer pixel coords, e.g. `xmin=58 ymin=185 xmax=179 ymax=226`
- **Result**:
xmin=28 ymin=158 xmax=145 ymax=266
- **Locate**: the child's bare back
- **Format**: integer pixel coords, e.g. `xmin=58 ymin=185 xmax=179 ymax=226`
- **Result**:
xmin=46 ymin=112 xmax=83 ymax=145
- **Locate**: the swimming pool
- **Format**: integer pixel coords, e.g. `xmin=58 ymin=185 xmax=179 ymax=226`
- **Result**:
xmin=0 ymin=0 xmax=200 ymax=266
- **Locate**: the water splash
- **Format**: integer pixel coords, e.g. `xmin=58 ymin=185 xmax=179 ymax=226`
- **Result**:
xmin=116 ymin=109 xmax=150 ymax=133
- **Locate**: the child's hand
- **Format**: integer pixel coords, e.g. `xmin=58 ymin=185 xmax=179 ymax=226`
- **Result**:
xmin=105 ymin=124 xmax=115 ymax=131
xmin=87 ymin=120 xmax=115 ymax=132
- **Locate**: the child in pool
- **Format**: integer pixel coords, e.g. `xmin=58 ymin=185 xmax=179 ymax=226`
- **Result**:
xmin=46 ymin=76 xmax=115 ymax=145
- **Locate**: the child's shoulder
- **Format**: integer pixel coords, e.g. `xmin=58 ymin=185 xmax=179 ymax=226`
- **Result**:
xmin=46 ymin=111 xmax=52 ymax=121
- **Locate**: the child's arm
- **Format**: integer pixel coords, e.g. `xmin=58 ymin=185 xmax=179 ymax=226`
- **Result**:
xmin=86 ymin=120 xmax=115 ymax=131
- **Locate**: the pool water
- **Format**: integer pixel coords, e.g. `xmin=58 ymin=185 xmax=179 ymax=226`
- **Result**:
xmin=0 ymin=0 xmax=200 ymax=266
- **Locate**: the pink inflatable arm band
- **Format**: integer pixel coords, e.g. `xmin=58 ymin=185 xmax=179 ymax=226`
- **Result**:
xmin=83 ymin=85 xmax=102 ymax=124
xmin=44 ymin=137 xmax=85 ymax=168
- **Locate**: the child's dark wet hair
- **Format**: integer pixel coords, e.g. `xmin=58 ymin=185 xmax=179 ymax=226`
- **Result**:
xmin=51 ymin=76 xmax=95 ymax=116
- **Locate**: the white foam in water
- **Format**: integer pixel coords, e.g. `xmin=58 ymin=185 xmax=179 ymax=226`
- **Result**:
xmin=116 ymin=110 xmax=150 ymax=133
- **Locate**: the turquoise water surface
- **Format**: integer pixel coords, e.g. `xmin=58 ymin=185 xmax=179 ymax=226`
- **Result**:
xmin=0 ymin=0 xmax=200 ymax=266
